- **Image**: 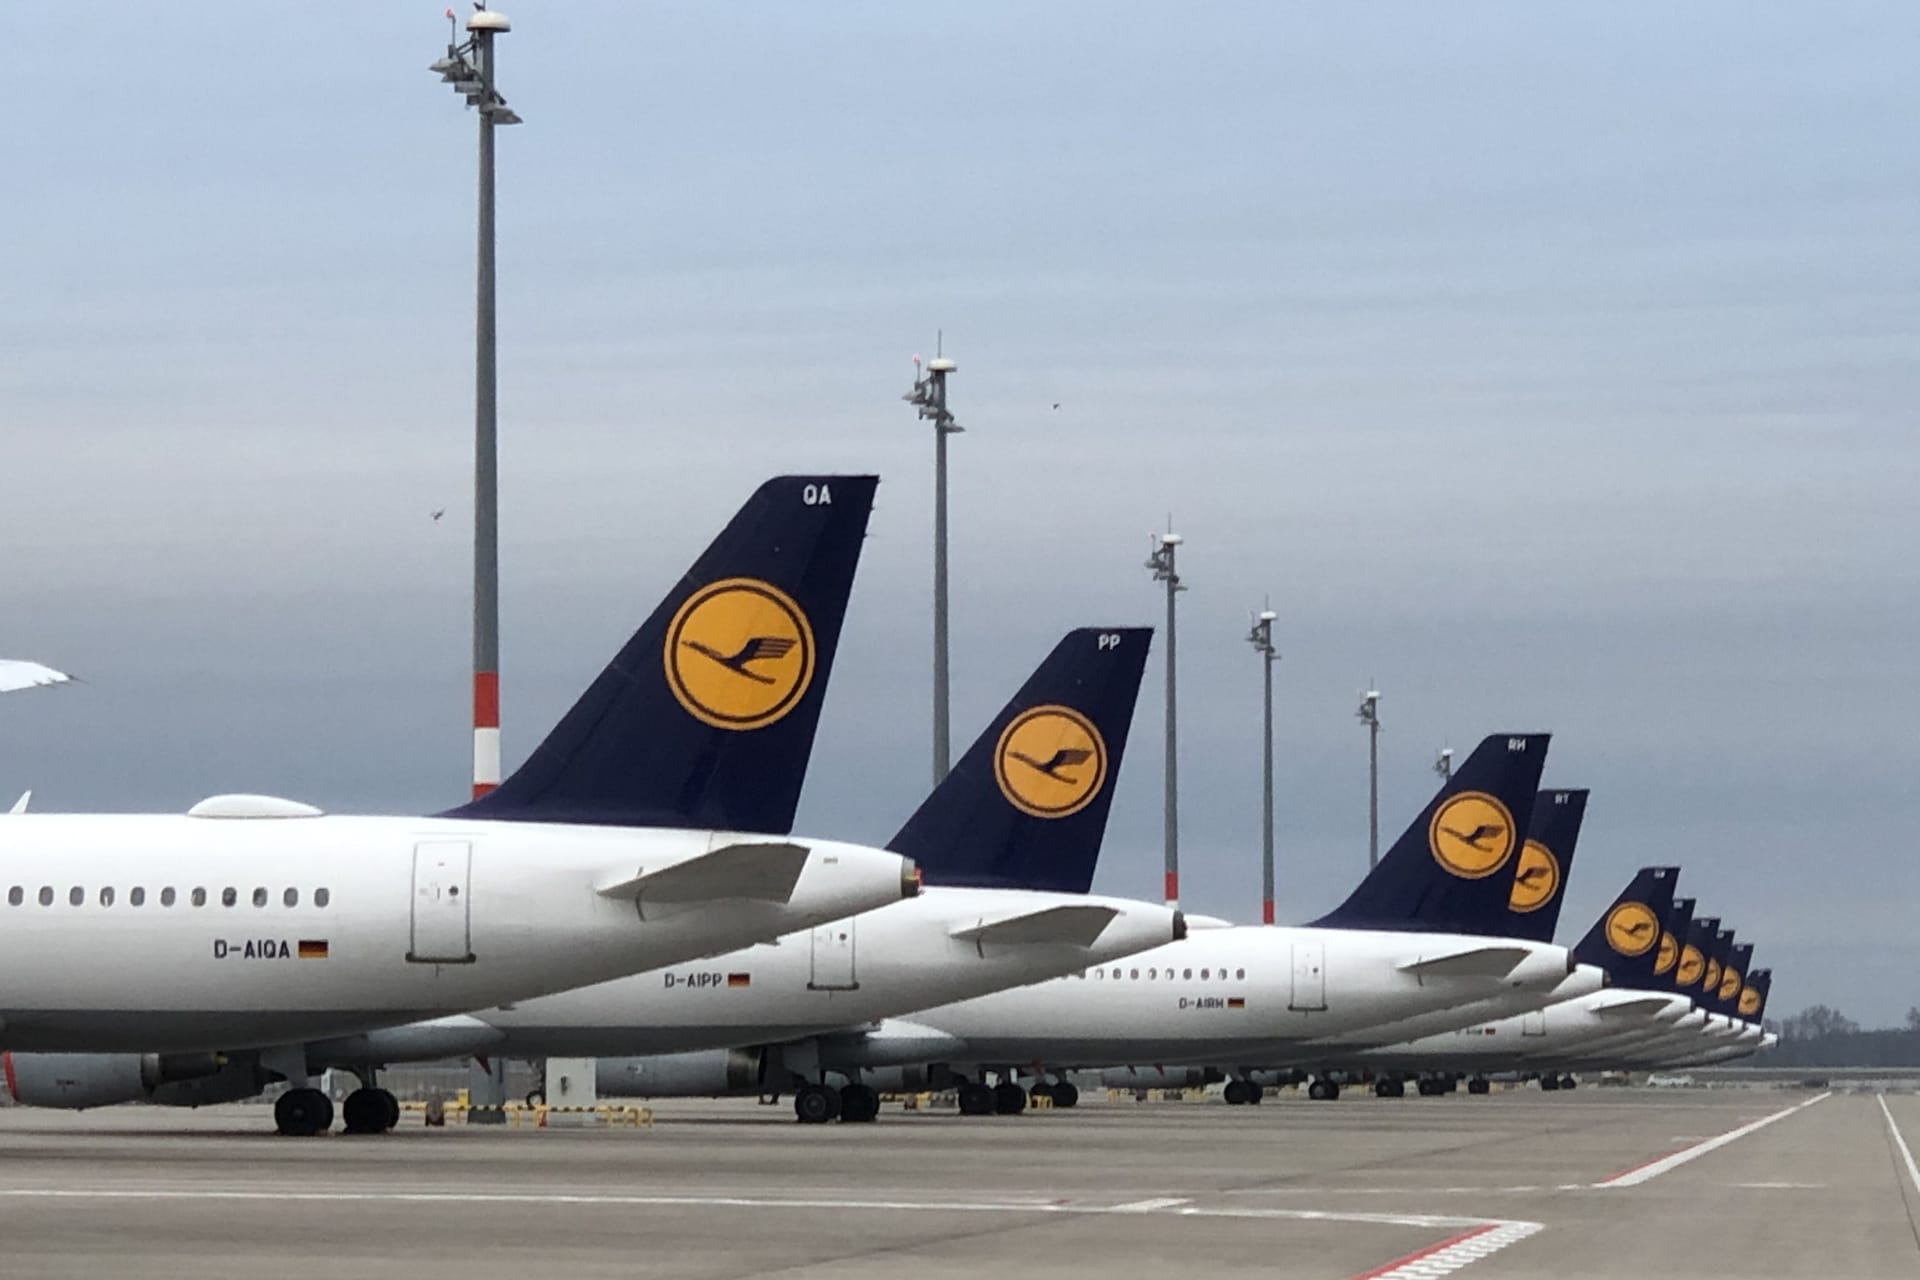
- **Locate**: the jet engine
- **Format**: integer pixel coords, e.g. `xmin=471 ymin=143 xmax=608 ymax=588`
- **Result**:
xmin=595 ymin=1048 xmax=761 ymax=1098
xmin=4 ymin=1052 xmax=263 ymax=1110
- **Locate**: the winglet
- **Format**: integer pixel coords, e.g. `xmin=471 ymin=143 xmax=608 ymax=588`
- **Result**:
xmin=443 ymin=476 xmax=877 ymax=833
xmin=1310 ymin=733 xmax=1550 ymax=933
xmin=7 ymin=791 xmax=28 ymax=815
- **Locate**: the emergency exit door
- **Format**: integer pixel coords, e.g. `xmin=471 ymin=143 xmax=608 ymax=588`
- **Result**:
xmin=1521 ymin=1009 xmax=1547 ymax=1037
xmin=1289 ymin=940 xmax=1327 ymax=1011
xmin=808 ymin=918 xmax=857 ymax=990
xmin=408 ymin=840 xmax=473 ymax=963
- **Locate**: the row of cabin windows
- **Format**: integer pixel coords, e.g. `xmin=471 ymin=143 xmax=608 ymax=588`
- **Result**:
xmin=5 ymin=885 xmax=331 ymax=910
xmin=1078 ymin=966 xmax=1247 ymax=981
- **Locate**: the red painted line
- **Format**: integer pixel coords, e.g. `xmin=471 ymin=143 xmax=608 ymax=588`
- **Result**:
xmin=471 ymin=781 xmax=497 ymax=799
xmin=1346 ymin=1224 xmax=1497 ymax=1280
xmin=2 ymin=1051 xmax=15 ymax=1102
xmin=1164 ymin=871 xmax=1179 ymax=904
xmin=473 ymin=671 xmax=500 ymax=728
xmin=1262 ymin=899 xmax=1275 ymax=925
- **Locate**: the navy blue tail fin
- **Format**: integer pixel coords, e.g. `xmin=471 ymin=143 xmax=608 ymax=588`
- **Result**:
xmin=1651 ymin=897 xmax=1695 ymax=989
xmin=1715 ymin=941 xmax=1753 ymax=1016
xmin=1310 ymin=733 xmax=1550 ymax=932
xmin=1676 ymin=916 xmax=1718 ymax=998
xmin=1701 ymin=928 xmax=1735 ymax=1008
xmin=887 ymin=627 xmax=1151 ymax=893
xmin=1741 ymin=968 xmax=1771 ymax=1023
xmin=443 ymin=475 xmax=877 ymax=832
xmin=1506 ymin=788 xmax=1587 ymax=942
xmin=1571 ymin=867 xmax=1678 ymax=987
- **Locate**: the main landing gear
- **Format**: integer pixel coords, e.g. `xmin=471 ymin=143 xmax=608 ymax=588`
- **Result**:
xmin=1222 ymin=1079 xmax=1263 ymax=1106
xmin=1372 ymin=1079 xmax=1405 ymax=1099
xmin=1306 ymin=1079 xmax=1341 ymax=1101
xmin=274 ymin=1087 xmax=334 ymax=1137
xmin=793 ymin=1082 xmax=882 ymax=1124
xmin=342 ymin=1086 xmax=401 ymax=1134
xmin=1028 ymin=1079 xmax=1079 ymax=1109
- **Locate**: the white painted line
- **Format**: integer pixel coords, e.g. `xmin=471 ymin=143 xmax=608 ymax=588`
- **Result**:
xmin=1346 ymin=1220 xmax=1543 ymax=1280
xmin=0 ymin=1185 xmax=1538 ymax=1235
xmin=1111 ymin=1196 xmax=1191 ymax=1213
xmin=1592 ymin=1092 xmax=1830 ymax=1188
xmin=1878 ymin=1094 xmax=1920 ymax=1198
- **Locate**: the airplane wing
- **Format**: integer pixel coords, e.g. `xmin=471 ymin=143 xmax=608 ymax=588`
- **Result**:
xmin=0 ymin=660 xmax=72 ymax=694
xmin=1396 ymin=945 xmax=1530 ymax=978
xmin=1590 ymin=994 xmax=1678 ymax=1017
xmin=595 ymin=840 xmax=810 ymax=905
xmin=950 ymin=904 xmax=1120 ymax=948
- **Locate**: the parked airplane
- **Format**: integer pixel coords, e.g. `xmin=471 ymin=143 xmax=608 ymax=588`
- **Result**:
xmin=1339 ymin=866 xmax=1685 ymax=1093
xmin=8 ymin=626 xmax=1185 ymax=1130
xmin=0 ymin=476 xmax=920 ymax=1135
xmin=660 ymin=733 xmax=1585 ymax=1116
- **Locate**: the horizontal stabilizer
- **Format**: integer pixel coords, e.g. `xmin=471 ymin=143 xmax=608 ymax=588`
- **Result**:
xmin=1397 ymin=945 xmax=1529 ymax=978
xmin=950 ymin=904 xmax=1119 ymax=948
xmin=596 ymin=841 xmax=809 ymax=905
xmin=1592 ymin=995 xmax=1676 ymax=1018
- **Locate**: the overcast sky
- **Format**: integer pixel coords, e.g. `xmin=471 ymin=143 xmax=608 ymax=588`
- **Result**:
xmin=5 ymin=3 xmax=1916 ymax=1023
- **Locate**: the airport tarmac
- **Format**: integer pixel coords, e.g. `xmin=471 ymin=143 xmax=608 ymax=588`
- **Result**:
xmin=0 ymin=1087 xmax=1913 ymax=1279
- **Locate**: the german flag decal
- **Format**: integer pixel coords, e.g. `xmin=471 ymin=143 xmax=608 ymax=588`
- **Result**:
xmin=727 ymin=973 xmax=751 ymax=988
xmin=1227 ymin=997 xmax=1246 ymax=1009
xmin=297 ymin=940 xmax=329 ymax=959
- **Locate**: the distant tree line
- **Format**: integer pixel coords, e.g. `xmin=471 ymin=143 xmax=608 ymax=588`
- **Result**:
xmin=1747 ymin=1005 xmax=1920 ymax=1068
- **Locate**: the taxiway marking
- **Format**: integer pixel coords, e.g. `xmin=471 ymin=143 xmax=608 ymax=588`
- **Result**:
xmin=1592 ymin=1091 xmax=1830 ymax=1188
xmin=1346 ymin=1220 xmax=1541 ymax=1280
xmin=1878 ymin=1094 xmax=1920 ymax=1198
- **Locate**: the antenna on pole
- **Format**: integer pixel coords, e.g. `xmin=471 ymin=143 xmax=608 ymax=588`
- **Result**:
xmin=1356 ymin=685 xmax=1382 ymax=869
xmin=903 ymin=338 xmax=963 ymax=784
xmin=1246 ymin=605 xmax=1278 ymax=924
xmin=1433 ymin=745 xmax=1453 ymax=782
xmin=1146 ymin=524 xmax=1186 ymax=907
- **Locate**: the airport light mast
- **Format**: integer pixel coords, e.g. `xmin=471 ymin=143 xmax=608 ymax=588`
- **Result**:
xmin=1357 ymin=687 xmax=1381 ymax=868
xmin=1246 ymin=609 xmax=1278 ymax=924
xmin=430 ymin=1 xmax=523 ymax=1127
xmin=903 ymin=344 xmax=962 ymax=784
xmin=1434 ymin=746 xmax=1453 ymax=782
xmin=430 ymin=4 xmax=522 ymax=801
xmin=1145 ymin=528 xmax=1185 ymax=906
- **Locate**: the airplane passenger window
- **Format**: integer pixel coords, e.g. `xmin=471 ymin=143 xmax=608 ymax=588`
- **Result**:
xmin=68 ymin=886 xmax=83 ymax=906
xmin=283 ymin=888 xmax=298 ymax=908
xmin=99 ymin=887 xmax=115 ymax=907
xmin=1094 ymin=970 xmax=1103 ymax=980
xmin=160 ymin=887 xmax=176 ymax=907
xmin=252 ymin=887 xmax=267 ymax=908
xmin=1236 ymin=968 xmax=1245 ymax=980
xmin=221 ymin=888 xmax=237 ymax=908
xmin=1148 ymin=968 xmax=1157 ymax=979
xmin=130 ymin=888 xmax=146 ymax=907
xmin=1183 ymin=968 xmax=1192 ymax=979
xmin=6 ymin=887 xmax=19 ymax=907
xmin=315 ymin=888 xmax=330 ymax=908
xmin=1130 ymin=969 xmax=1140 ymax=980
xmin=38 ymin=887 xmax=53 ymax=907
xmin=192 ymin=887 xmax=207 ymax=907
xmin=1201 ymin=968 xmax=1210 ymax=979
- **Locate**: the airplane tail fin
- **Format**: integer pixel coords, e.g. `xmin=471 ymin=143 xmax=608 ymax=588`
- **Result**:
xmin=1506 ymin=788 xmax=1587 ymax=942
xmin=444 ymin=476 xmax=877 ymax=832
xmin=1310 ymin=733 xmax=1550 ymax=933
xmin=1651 ymin=896 xmax=1695 ymax=988
xmin=1676 ymin=916 xmax=1718 ymax=998
xmin=888 ymin=627 xmax=1151 ymax=893
xmin=1571 ymin=866 xmax=1678 ymax=987
xmin=1740 ymin=968 xmax=1772 ymax=1023
xmin=1715 ymin=941 xmax=1753 ymax=1015
xmin=1701 ymin=928 xmax=1735 ymax=1006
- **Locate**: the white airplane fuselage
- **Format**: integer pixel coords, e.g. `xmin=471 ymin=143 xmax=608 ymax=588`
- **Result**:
xmin=1344 ymin=989 xmax=1694 ymax=1073
xmin=0 ymin=812 xmax=912 ymax=1054
xmin=434 ymin=887 xmax=1186 ymax=1061
xmin=888 ymin=926 xmax=1575 ymax=1068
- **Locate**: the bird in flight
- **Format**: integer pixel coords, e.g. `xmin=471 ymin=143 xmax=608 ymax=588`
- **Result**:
xmin=1009 ymin=746 xmax=1093 ymax=783
xmin=681 ymin=636 xmax=797 ymax=684
xmin=431 ymin=508 xmax=446 ymax=522
xmin=1441 ymin=822 xmax=1505 ymax=850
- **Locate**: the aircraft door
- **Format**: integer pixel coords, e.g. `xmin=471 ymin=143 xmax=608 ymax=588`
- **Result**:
xmin=808 ymin=917 xmax=857 ymax=990
xmin=1289 ymin=940 xmax=1327 ymax=1011
xmin=1521 ymin=1009 xmax=1547 ymax=1038
xmin=408 ymin=840 xmax=474 ymax=964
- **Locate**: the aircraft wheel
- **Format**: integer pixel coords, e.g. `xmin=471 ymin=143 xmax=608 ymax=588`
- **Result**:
xmin=1052 ymin=1081 xmax=1079 ymax=1109
xmin=958 ymin=1082 xmax=996 ymax=1117
xmin=341 ymin=1088 xmax=392 ymax=1135
xmin=525 ymin=1090 xmax=546 ymax=1108
xmin=1558 ymin=1075 xmax=1577 ymax=1091
xmin=1539 ymin=1074 xmax=1560 ymax=1092
xmin=1307 ymin=1080 xmax=1326 ymax=1101
xmin=1223 ymin=1080 xmax=1248 ymax=1105
xmin=275 ymin=1087 xmax=333 ymax=1137
xmin=1029 ymin=1080 xmax=1055 ymax=1103
xmin=993 ymin=1082 xmax=1028 ymax=1115
xmin=1246 ymin=1082 xmax=1263 ymax=1105
xmin=1467 ymin=1079 xmax=1491 ymax=1096
xmin=838 ymin=1084 xmax=880 ymax=1123
xmin=794 ymin=1083 xmax=840 ymax=1124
